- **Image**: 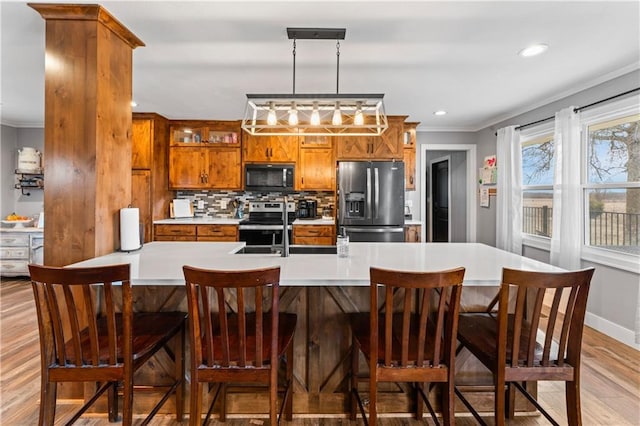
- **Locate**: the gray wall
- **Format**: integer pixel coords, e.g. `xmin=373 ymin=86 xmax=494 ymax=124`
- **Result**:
xmin=477 ymin=69 xmax=640 ymax=347
xmin=1 ymin=125 xmax=44 ymax=219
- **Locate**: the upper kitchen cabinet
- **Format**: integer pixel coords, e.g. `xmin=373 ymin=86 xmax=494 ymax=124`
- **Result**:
xmin=335 ymin=115 xmax=406 ymax=160
xmin=403 ymin=121 xmax=419 ymax=191
xmin=243 ymin=134 xmax=298 ymax=163
xmin=297 ymin=136 xmax=335 ymax=191
xmin=169 ymin=120 xmax=242 ymax=190
xmin=132 ymin=113 xmax=172 ymax=243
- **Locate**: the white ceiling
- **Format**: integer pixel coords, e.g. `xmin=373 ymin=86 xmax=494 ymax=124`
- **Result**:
xmin=1 ymin=1 xmax=639 ymax=131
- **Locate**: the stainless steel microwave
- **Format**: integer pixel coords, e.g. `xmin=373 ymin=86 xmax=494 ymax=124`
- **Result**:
xmin=245 ymin=164 xmax=294 ymax=192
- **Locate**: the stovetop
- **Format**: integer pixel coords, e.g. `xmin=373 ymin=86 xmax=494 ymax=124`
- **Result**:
xmin=240 ymin=201 xmax=296 ymax=226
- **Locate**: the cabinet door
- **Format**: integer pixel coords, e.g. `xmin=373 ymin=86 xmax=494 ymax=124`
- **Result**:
xmin=243 ymin=134 xmax=272 ymax=162
xmin=209 ymin=148 xmax=242 ymax=189
xmin=293 ymin=225 xmax=335 ymax=245
xmin=300 ymin=135 xmax=332 ymax=148
xmin=132 ymin=119 xmax=152 ymax=169
xmin=196 ymin=224 xmax=239 ymax=241
xmin=132 ymin=169 xmax=152 ymax=243
xmin=267 ymin=135 xmax=298 ymax=162
xmin=404 ymin=147 xmax=416 ymax=191
xmin=335 ymin=136 xmax=371 ymax=160
xmin=371 ymin=117 xmax=403 ymax=159
xmin=298 ymin=148 xmax=335 ymax=191
xmin=169 ymin=147 xmax=209 ymax=189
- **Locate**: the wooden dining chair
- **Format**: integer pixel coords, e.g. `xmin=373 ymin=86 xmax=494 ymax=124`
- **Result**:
xmin=182 ymin=265 xmax=296 ymax=425
xmin=454 ymin=267 xmax=595 ymax=426
xmin=349 ymin=266 xmax=465 ymax=426
xmin=28 ymin=263 xmax=186 ymax=426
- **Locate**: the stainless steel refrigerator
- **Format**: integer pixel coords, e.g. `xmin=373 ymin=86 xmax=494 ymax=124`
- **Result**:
xmin=338 ymin=161 xmax=405 ymax=242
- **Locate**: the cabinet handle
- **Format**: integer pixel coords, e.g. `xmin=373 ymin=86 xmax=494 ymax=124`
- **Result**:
xmin=265 ymin=148 xmax=269 ymax=158
xmin=270 ymin=148 xmax=273 ymax=157
xmin=410 ymin=176 xmax=414 ymax=184
xmin=204 ymin=173 xmax=209 ymax=184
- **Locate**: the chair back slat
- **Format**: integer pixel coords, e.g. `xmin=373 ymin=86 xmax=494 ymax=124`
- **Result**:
xmin=370 ymin=267 xmax=465 ymax=369
xmin=500 ymin=267 xmax=594 ymax=369
xmin=526 ymin=288 xmax=546 ymax=367
xmin=183 ymin=266 xmax=281 ymax=369
xmin=62 ymin=285 xmax=84 ymax=365
xmin=82 ymin=286 xmax=100 ymax=366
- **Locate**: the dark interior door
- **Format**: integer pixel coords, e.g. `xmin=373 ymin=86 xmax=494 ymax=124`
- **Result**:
xmin=432 ymin=159 xmax=449 ymax=242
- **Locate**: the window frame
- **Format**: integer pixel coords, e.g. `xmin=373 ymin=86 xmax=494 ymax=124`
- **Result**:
xmin=579 ymin=95 xmax=640 ymax=273
xmin=520 ymin=122 xmax=555 ymax=250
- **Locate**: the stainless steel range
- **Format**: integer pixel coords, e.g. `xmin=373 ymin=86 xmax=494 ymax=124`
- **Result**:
xmin=238 ymin=201 xmax=296 ymax=246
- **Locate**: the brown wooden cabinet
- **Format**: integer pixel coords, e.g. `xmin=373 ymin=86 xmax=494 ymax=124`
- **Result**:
xmin=168 ymin=121 xmax=242 ymax=190
xmin=404 ymin=224 xmax=421 ymax=242
xmin=243 ymin=134 xmax=298 ymax=163
xmin=293 ymin=224 xmax=336 ymax=245
xmin=132 ymin=113 xmax=173 ymax=243
xmin=403 ymin=122 xmax=419 ymax=191
xmin=335 ymin=115 xmax=406 ymax=160
xmin=154 ymin=223 xmax=239 ymax=241
xmin=297 ymin=136 xmax=335 ymax=191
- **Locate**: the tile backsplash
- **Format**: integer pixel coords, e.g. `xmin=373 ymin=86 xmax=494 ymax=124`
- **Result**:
xmin=176 ymin=190 xmax=335 ymax=219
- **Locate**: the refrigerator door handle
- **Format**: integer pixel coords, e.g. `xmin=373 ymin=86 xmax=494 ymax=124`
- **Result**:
xmin=344 ymin=227 xmax=405 ymax=233
xmin=374 ymin=167 xmax=380 ymax=219
xmin=366 ymin=167 xmax=372 ymax=220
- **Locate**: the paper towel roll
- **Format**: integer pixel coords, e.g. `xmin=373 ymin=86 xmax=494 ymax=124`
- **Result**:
xmin=120 ymin=208 xmax=141 ymax=251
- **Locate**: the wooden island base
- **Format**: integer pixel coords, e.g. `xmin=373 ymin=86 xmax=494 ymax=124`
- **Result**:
xmin=74 ymin=285 xmax=536 ymax=418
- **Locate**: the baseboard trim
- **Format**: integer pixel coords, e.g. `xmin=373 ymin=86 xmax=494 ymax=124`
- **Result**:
xmin=585 ymin=312 xmax=640 ymax=350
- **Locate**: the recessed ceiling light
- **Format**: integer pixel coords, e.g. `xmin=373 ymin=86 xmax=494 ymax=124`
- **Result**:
xmin=433 ymin=110 xmax=447 ymax=116
xmin=518 ymin=43 xmax=548 ymax=58
xmin=130 ymin=101 xmax=138 ymax=107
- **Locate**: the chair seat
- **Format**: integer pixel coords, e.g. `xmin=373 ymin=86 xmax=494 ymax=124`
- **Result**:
xmin=349 ymin=312 xmax=441 ymax=366
xmin=200 ymin=312 xmax=297 ymax=365
xmin=61 ymin=312 xmax=187 ymax=367
xmin=457 ymin=313 xmax=551 ymax=369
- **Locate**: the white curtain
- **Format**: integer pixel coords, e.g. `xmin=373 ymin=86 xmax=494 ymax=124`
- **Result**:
xmin=550 ymin=107 xmax=582 ymax=270
xmin=496 ymin=126 xmax=522 ymax=254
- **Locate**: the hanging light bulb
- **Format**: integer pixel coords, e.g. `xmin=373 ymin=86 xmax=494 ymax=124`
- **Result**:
xmin=267 ymin=102 xmax=277 ymax=126
xmin=332 ymin=102 xmax=342 ymax=125
xmin=288 ymin=102 xmax=299 ymax=126
xmin=310 ymin=102 xmax=321 ymax=126
xmin=354 ymin=102 xmax=364 ymax=126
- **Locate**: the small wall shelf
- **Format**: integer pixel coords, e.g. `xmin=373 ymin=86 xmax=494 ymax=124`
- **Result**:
xmin=15 ymin=170 xmax=44 ymax=196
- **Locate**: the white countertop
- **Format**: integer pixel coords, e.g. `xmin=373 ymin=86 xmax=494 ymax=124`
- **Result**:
xmin=404 ymin=219 xmax=422 ymax=225
xmin=69 ymin=242 xmax=563 ymax=287
xmin=0 ymin=226 xmax=43 ymax=233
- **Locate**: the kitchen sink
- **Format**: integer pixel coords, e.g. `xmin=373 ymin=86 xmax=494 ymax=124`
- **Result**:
xmin=235 ymin=245 xmax=337 ymax=255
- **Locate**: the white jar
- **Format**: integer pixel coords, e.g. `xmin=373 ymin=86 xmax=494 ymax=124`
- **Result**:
xmin=17 ymin=147 xmax=42 ymax=172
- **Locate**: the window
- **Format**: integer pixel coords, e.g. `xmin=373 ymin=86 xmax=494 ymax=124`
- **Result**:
xmin=584 ymin=113 xmax=640 ymax=256
xmin=521 ymin=130 xmax=554 ymax=238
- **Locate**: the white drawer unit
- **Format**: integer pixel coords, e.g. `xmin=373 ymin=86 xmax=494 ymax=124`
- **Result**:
xmin=1 ymin=230 xmax=44 ymax=277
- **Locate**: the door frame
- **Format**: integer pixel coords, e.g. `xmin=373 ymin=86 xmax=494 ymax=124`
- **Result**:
xmin=428 ymin=155 xmax=451 ymax=242
xmin=420 ymin=144 xmax=477 ymax=242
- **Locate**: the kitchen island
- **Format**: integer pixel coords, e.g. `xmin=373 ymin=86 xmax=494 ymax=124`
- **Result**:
xmin=70 ymin=242 xmax=563 ymax=418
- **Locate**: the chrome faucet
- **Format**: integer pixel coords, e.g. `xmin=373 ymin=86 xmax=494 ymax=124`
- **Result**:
xmin=281 ymin=195 xmax=290 ymax=257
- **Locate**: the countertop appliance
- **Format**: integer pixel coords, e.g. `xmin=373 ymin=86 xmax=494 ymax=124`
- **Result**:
xmin=297 ymin=199 xmax=317 ymax=219
xmin=238 ymin=201 xmax=295 ymax=245
xmin=245 ymin=164 xmax=294 ymax=193
xmin=338 ymin=161 xmax=405 ymax=242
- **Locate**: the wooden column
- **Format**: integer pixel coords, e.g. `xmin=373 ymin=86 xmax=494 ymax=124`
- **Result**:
xmin=30 ymin=3 xmax=144 ymax=266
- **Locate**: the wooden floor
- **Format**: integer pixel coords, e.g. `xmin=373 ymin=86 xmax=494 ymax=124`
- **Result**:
xmin=1 ymin=277 xmax=638 ymax=425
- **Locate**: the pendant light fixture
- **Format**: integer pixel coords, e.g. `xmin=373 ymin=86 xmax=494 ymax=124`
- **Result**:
xmin=241 ymin=28 xmax=388 ymax=136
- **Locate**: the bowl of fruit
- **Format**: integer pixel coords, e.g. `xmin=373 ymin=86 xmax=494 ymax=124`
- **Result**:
xmin=2 ymin=213 xmax=33 ymax=228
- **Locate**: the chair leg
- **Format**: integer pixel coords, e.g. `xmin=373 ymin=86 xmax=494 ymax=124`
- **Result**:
xmin=108 ymin=381 xmax=119 ymax=422
xmin=175 ymin=325 xmax=185 ymax=421
xmin=220 ymin=382 xmax=227 ymax=422
xmin=122 ymin=380 xmax=133 ymax=426
xmin=350 ymin=340 xmax=359 ymax=421
xmin=505 ymin=382 xmax=516 ymax=418
xmin=566 ymin=378 xmax=582 ymax=426
xmin=369 ymin=370 xmax=377 ymax=426
xmin=270 ymin=375 xmax=277 ymax=425
xmin=284 ymin=342 xmax=294 ymax=421
xmin=494 ymin=375 xmax=506 ymax=426
xmin=38 ymin=372 xmax=57 ymax=426
xmin=189 ymin=380 xmax=202 ymax=426
xmin=442 ymin=380 xmax=455 ymax=426
xmin=415 ymin=382 xmax=424 ymax=420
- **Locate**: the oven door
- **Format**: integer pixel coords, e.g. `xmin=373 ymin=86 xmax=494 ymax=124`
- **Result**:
xmin=239 ymin=226 xmax=293 ymax=246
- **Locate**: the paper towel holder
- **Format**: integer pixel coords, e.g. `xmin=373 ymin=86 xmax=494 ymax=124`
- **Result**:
xmin=119 ymin=205 xmax=143 ymax=252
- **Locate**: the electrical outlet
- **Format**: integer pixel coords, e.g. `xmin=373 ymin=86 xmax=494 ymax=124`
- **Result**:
xmin=197 ymin=199 xmax=204 ymax=209
xmin=221 ymin=201 xmax=227 ymax=209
